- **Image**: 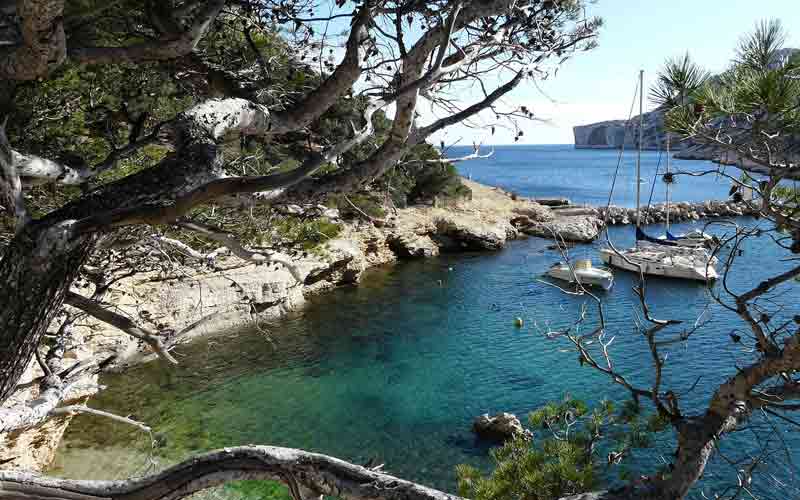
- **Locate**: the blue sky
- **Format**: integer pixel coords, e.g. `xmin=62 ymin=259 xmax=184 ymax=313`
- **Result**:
xmin=425 ymin=0 xmax=800 ymax=146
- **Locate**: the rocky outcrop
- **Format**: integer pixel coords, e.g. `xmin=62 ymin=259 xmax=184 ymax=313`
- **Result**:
xmin=574 ymin=108 xmax=675 ymax=151
xmin=387 ymin=233 xmax=440 ymax=258
xmin=520 ymin=215 xmax=603 ymax=243
xmin=472 ymin=412 xmax=532 ymax=442
xmin=432 ymin=217 xmax=514 ymax=251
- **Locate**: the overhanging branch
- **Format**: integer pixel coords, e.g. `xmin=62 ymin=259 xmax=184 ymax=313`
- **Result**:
xmin=0 ymin=446 xmax=464 ymax=500
xmin=64 ymin=291 xmax=178 ymax=365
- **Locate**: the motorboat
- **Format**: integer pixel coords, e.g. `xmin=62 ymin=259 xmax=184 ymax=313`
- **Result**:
xmin=546 ymin=259 xmax=614 ymax=290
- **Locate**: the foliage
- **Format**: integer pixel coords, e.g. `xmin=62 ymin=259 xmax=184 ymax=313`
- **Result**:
xmin=329 ymin=193 xmax=387 ymax=220
xmin=663 ymin=19 xmax=800 ymax=141
xmin=1 ymin=15 xmax=464 ymax=251
xmin=456 ymin=398 xmax=665 ymax=500
xmin=650 ymin=52 xmax=710 ymax=107
xmin=274 ymin=217 xmax=342 ymax=250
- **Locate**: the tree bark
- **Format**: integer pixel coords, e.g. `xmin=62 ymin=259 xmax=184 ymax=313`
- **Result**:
xmin=0 ymin=224 xmax=94 ymax=401
xmin=0 ymin=446 xmax=463 ymax=500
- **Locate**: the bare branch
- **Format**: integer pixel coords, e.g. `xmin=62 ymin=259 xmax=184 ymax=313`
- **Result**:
xmin=52 ymin=405 xmax=152 ymax=433
xmin=64 ymin=291 xmax=178 ymax=365
xmin=176 ymin=219 xmax=305 ymax=283
xmin=0 ymin=446 xmax=463 ymax=500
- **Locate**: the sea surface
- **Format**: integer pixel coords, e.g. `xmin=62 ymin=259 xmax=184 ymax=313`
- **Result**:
xmin=456 ymin=144 xmax=733 ymax=207
xmin=53 ymin=146 xmax=799 ymax=500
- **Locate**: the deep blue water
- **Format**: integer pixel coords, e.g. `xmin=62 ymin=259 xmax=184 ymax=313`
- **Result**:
xmin=54 ymin=146 xmax=799 ymax=499
xmin=453 ymin=144 xmax=732 ymax=207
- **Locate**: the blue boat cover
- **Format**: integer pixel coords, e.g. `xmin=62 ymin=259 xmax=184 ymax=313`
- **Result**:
xmin=636 ymin=227 xmax=678 ymax=246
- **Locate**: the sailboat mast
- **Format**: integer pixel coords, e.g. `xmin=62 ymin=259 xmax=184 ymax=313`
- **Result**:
xmin=635 ymin=70 xmax=644 ymax=229
xmin=666 ymin=133 xmax=671 ymax=232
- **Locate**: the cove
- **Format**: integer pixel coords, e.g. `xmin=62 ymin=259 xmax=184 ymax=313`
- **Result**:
xmin=52 ymin=220 xmax=798 ymax=499
xmin=52 ymin=146 xmax=799 ymax=499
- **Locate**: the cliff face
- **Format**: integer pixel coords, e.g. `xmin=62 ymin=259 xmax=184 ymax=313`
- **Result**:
xmin=573 ymin=108 xmax=677 ymax=151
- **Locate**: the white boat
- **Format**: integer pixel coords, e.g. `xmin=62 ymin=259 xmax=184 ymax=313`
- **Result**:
xmin=547 ymin=259 xmax=614 ymax=290
xmin=645 ymin=135 xmax=716 ymax=249
xmin=599 ymin=247 xmax=718 ymax=282
xmin=637 ymin=229 xmax=715 ymax=249
xmin=599 ymin=70 xmax=718 ymax=282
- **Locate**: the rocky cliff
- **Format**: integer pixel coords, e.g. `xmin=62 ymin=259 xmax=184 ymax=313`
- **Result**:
xmin=3 ymin=180 xmax=593 ymax=472
xmin=573 ymin=108 xmax=678 ymax=151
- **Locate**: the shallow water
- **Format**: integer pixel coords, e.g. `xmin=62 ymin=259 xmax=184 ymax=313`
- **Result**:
xmin=53 ymin=146 xmax=799 ymax=499
xmin=53 ymin=224 xmax=799 ymax=499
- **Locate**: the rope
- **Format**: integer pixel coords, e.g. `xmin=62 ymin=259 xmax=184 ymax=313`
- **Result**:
xmin=601 ymin=77 xmax=641 ymax=229
xmin=645 ymin=143 xmax=664 ymax=210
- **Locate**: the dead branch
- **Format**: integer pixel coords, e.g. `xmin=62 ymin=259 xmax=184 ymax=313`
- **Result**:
xmin=0 ymin=446 xmax=465 ymax=500
xmin=64 ymin=291 xmax=178 ymax=365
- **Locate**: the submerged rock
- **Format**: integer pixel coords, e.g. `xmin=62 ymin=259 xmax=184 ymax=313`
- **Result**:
xmin=472 ymin=412 xmax=533 ymax=442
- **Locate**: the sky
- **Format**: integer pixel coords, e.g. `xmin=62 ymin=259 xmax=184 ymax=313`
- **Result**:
xmin=425 ymin=0 xmax=800 ymax=146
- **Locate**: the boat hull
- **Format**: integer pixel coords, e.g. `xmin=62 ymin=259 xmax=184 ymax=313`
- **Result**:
xmin=599 ymin=248 xmax=717 ymax=282
xmin=546 ymin=265 xmax=614 ymax=290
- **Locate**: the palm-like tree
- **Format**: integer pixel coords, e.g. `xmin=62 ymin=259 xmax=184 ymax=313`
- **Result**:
xmin=650 ymin=52 xmax=710 ymax=107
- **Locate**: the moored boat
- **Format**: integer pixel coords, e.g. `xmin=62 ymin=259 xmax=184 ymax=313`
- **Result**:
xmin=546 ymin=259 xmax=614 ymax=290
xmin=599 ymin=70 xmax=718 ymax=282
xmin=599 ymin=247 xmax=717 ymax=282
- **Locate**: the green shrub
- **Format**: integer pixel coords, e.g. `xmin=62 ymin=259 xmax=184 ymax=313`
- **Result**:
xmin=457 ymin=398 xmax=663 ymax=500
xmin=275 ymin=217 xmax=342 ymax=250
xmin=328 ymin=193 xmax=387 ymax=220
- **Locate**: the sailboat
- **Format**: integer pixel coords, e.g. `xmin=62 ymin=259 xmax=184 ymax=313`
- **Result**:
xmin=638 ymin=134 xmax=716 ymax=249
xmin=599 ymin=70 xmax=718 ymax=282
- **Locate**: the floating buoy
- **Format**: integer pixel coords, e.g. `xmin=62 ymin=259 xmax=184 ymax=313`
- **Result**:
xmin=514 ymin=317 xmax=524 ymax=328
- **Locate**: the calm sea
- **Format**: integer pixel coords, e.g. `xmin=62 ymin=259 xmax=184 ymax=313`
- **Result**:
xmin=53 ymin=146 xmax=798 ymax=500
xmin=454 ymin=144 xmax=732 ymax=207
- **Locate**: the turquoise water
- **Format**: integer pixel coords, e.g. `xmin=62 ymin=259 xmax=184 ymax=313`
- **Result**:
xmin=54 ymin=147 xmax=799 ymax=499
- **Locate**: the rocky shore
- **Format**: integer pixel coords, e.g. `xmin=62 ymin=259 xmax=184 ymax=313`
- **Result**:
xmin=0 ymin=180 xmax=569 ymax=471
xmin=555 ymin=199 xmax=757 ymax=226
xmin=0 ymin=178 xmax=753 ymax=472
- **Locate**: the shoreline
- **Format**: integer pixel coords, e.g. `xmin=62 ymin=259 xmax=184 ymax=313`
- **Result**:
xmin=0 ymin=177 xmax=750 ymax=472
xmin=0 ymin=179 xmax=561 ymax=471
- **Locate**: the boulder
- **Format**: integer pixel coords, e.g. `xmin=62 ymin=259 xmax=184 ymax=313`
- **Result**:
xmin=525 ymin=216 xmax=603 ymax=243
xmin=322 ymin=207 xmax=341 ymax=219
xmin=472 ymin=412 xmax=532 ymax=442
xmin=512 ymin=203 xmax=555 ymax=223
xmin=281 ymin=204 xmax=304 ymax=215
xmin=387 ymin=233 xmax=440 ymax=258
xmin=433 ymin=217 xmax=510 ymax=251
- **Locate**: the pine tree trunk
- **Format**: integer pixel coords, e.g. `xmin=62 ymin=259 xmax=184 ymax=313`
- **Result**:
xmin=0 ymin=223 xmax=94 ymax=401
xmin=652 ymin=413 xmax=736 ymax=500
